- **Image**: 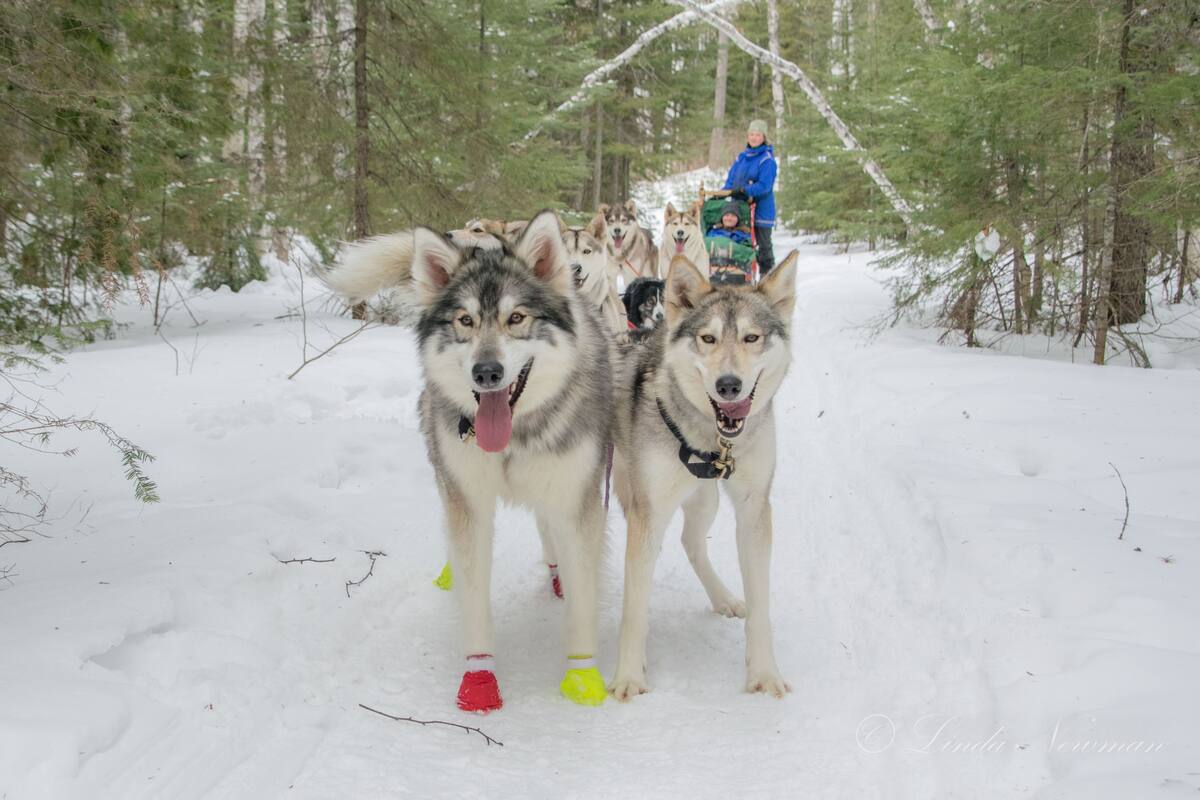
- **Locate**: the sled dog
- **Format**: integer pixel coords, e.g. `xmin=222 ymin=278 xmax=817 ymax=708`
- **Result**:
xmin=600 ymin=200 xmax=658 ymax=284
xmin=563 ymin=213 xmax=628 ymax=334
xmin=323 ymin=211 xmax=612 ymax=712
xmin=657 ymin=201 xmax=709 ymax=278
xmin=622 ymin=277 xmax=665 ymax=331
xmin=609 ymin=251 xmax=799 ymax=701
xmin=464 ymin=218 xmax=530 ymax=242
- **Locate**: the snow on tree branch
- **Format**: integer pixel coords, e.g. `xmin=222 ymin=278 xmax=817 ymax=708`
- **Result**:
xmin=519 ymin=0 xmax=745 ymax=145
xmin=669 ymin=0 xmax=916 ymax=229
xmin=913 ymin=0 xmax=941 ymax=40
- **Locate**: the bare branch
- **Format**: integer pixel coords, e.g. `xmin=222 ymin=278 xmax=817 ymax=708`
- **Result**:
xmin=1109 ymin=462 xmax=1131 ymax=541
xmin=345 ymin=550 xmax=386 ymax=597
xmin=359 ymin=703 xmax=504 ymax=747
xmin=287 ymin=319 xmax=375 ymax=380
xmin=520 ymin=0 xmax=745 ymax=144
xmin=278 ymin=556 xmax=337 ymax=565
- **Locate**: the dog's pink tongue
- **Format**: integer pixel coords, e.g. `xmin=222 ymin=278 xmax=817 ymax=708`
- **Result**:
xmin=474 ymin=390 xmax=512 ymax=453
xmin=718 ymin=398 xmax=753 ymax=420
xmin=675 ymin=239 xmax=685 ymax=254
xmin=613 ymin=234 xmax=624 ymax=250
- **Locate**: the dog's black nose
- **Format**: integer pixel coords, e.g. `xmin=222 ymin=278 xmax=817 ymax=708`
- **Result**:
xmin=715 ymin=374 xmax=742 ymax=400
xmin=571 ymin=264 xmax=582 ymax=276
xmin=472 ymin=361 xmax=506 ymax=390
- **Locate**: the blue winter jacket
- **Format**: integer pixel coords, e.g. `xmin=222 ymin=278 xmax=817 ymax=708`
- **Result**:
xmin=723 ymin=143 xmax=777 ymax=227
xmin=708 ymin=227 xmax=752 ymax=246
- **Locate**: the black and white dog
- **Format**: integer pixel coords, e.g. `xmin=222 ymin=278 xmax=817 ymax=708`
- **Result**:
xmin=622 ymin=277 xmax=666 ymax=331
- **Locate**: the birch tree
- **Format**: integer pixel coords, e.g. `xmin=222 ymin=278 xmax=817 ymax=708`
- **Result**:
xmin=766 ymin=0 xmax=786 ymax=143
xmin=226 ymin=0 xmax=267 ymax=216
xmin=708 ymin=27 xmax=730 ymax=169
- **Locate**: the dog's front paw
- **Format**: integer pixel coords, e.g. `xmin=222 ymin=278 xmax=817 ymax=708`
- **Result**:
xmin=712 ymin=595 xmax=746 ymax=618
xmin=609 ymin=673 xmax=649 ymax=702
xmin=746 ymin=669 xmax=791 ymax=698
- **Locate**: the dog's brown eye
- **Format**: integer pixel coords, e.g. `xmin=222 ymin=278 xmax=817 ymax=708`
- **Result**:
xmin=508 ymin=311 xmax=526 ymax=325
xmin=744 ymin=334 xmax=760 ymax=343
xmin=457 ymin=314 xmax=473 ymax=327
xmin=583 ymin=249 xmax=592 ymax=255
xmin=700 ymin=334 xmax=716 ymax=344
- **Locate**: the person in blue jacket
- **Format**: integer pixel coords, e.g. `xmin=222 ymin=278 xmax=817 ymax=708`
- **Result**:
xmin=708 ymin=201 xmax=752 ymax=245
xmin=722 ymin=119 xmax=777 ymax=274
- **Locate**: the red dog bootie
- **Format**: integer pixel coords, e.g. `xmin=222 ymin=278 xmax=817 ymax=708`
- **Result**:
xmin=548 ymin=564 xmax=563 ymax=599
xmin=457 ymin=655 xmax=503 ymax=713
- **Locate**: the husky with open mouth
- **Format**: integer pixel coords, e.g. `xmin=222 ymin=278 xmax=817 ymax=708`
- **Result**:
xmin=322 ymin=211 xmax=612 ymax=713
xmin=656 ymin=201 xmax=710 ymax=279
xmin=609 ymin=250 xmax=799 ymax=701
xmin=600 ymin=200 xmax=659 ymax=285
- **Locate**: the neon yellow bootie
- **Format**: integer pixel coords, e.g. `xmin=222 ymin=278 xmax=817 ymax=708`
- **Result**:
xmin=433 ymin=562 xmax=453 ymax=591
xmin=560 ymin=661 xmax=606 ymax=706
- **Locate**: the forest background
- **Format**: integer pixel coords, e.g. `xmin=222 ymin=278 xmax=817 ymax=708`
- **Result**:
xmin=2 ymin=0 xmax=1198 ymax=358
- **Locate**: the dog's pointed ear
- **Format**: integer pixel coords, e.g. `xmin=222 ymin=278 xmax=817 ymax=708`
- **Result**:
xmin=586 ymin=212 xmax=606 ymax=240
xmin=757 ymin=250 xmax=799 ymax=321
xmin=411 ymin=227 xmax=461 ymax=305
xmin=664 ymin=202 xmax=677 ymax=223
xmin=515 ymin=210 xmax=571 ymax=293
xmin=597 ymin=203 xmax=610 ymax=218
xmin=623 ymin=199 xmax=637 ymax=215
xmin=665 ymin=255 xmax=711 ymax=320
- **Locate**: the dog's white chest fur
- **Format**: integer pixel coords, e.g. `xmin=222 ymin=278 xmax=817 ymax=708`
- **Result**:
xmin=438 ymin=424 xmax=600 ymax=509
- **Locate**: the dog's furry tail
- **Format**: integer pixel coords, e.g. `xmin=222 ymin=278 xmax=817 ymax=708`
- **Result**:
xmin=320 ymin=231 xmax=417 ymax=302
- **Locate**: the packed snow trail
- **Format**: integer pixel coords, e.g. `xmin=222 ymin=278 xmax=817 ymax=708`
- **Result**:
xmin=1 ymin=236 xmax=1197 ymax=799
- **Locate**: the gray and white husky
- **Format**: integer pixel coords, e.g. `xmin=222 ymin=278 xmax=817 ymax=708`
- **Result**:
xmin=323 ymin=211 xmax=612 ymax=712
xmin=563 ymin=212 xmax=628 ymax=334
xmin=609 ymin=250 xmax=799 ymax=700
xmin=600 ymin=200 xmax=659 ymax=284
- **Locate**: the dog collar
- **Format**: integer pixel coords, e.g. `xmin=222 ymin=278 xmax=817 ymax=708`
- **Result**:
xmin=655 ymin=398 xmax=735 ymax=480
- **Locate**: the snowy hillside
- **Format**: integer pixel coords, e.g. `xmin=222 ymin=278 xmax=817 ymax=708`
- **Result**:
xmin=1 ymin=221 xmax=1198 ymax=798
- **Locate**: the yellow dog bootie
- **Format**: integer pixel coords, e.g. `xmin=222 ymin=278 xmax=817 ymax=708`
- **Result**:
xmin=560 ymin=656 xmax=606 ymax=706
xmin=433 ymin=562 xmax=453 ymax=591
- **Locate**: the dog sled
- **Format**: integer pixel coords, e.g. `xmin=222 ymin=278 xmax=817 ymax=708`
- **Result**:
xmin=698 ymin=183 xmax=759 ymax=286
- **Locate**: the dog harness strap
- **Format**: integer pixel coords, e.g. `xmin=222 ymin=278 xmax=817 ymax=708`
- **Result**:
xmin=655 ymin=399 xmax=735 ymax=480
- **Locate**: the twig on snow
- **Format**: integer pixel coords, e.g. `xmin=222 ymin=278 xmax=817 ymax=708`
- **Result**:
xmin=345 ymin=550 xmax=386 ymax=597
xmin=359 ymin=703 xmax=504 ymax=747
xmin=1109 ymin=462 xmax=1130 ymax=540
xmin=277 ymin=556 xmax=337 ymax=565
xmin=287 ymin=258 xmax=376 ymax=380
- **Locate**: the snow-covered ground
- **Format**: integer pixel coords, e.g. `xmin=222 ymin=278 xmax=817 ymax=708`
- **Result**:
xmin=2 ymin=215 xmax=1198 ymax=797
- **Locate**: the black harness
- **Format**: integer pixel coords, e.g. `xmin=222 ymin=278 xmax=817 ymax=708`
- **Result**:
xmin=655 ymin=398 xmax=736 ymax=480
